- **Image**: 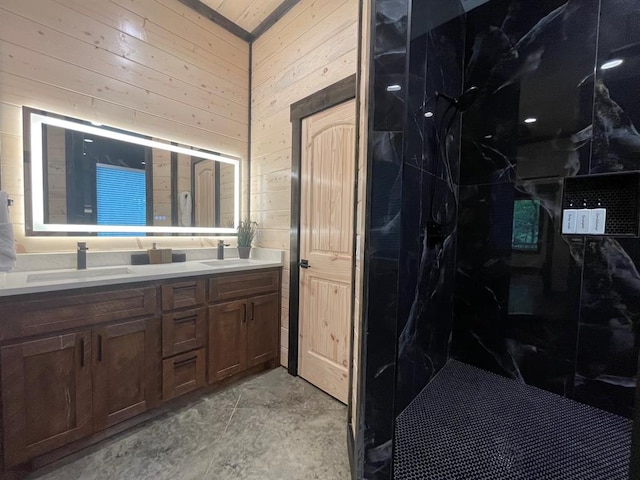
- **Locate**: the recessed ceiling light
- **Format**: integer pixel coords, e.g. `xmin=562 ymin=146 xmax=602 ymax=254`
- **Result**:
xmin=386 ymin=84 xmax=402 ymax=92
xmin=83 ymin=138 xmax=94 ymax=143
xmin=524 ymin=117 xmax=537 ymax=124
xmin=424 ymin=111 xmax=434 ymax=118
xmin=601 ymin=58 xmax=624 ymax=70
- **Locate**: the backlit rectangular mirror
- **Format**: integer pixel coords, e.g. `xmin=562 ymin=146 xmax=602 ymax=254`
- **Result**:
xmin=24 ymin=108 xmax=240 ymax=236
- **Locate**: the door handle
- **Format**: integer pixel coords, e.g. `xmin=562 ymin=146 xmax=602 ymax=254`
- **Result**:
xmin=299 ymin=259 xmax=310 ymax=269
xmin=242 ymin=303 xmax=247 ymax=324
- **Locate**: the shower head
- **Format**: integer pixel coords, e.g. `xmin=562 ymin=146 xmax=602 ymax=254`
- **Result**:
xmin=435 ymin=86 xmax=480 ymax=112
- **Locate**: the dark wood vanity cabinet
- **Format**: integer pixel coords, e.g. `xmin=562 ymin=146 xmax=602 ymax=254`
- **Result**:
xmin=93 ymin=318 xmax=161 ymax=431
xmin=0 ymin=318 xmax=161 ymax=468
xmin=1 ymin=332 xmax=94 ymax=467
xmin=247 ymin=293 xmax=280 ymax=367
xmin=208 ymin=300 xmax=248 ymax=382
xmin=208 ymin=270 xmax=281 ymax=383
xmin=160 ymin=280 xmax=208 ymax=402
xmin=0 ymin=267 xmax=281 ymax=476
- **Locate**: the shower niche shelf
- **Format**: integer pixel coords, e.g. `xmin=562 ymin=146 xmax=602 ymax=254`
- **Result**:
xmin=562 ymin=172 xmax=640 ymax=237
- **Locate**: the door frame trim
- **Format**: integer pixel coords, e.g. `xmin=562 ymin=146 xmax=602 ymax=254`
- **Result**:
xmin=288 ymin=74 xmax=357 ymax=375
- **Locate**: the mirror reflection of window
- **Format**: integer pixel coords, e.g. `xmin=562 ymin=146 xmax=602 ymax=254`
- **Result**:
xmin=96 ymin=164 xmax=146 ymax=237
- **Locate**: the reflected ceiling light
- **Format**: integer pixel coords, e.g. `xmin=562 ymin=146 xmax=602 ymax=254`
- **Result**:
xmin=386 ymin=84 xmax=402 ymax=92
xmin=484 ymin=134 xmax=493 ymax=139
xmin=83 ymin=138 xmax=94 ymax=143
xmin=601 ymin=58 xmax=624 ymax=70
xmin=524 ymin=117 xmax=537 ymax=124
xmin=91 ymin=121 xmax=103 ymax=126
xmin=424 ymin=111 xmax=434 ymax=118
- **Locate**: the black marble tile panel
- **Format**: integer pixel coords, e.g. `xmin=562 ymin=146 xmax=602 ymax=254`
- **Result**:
xmin=589 ymin=0 xmax=640 ymax=173
xmin=362 ymin=131 xmax=404 ymax=480
xmin=395 ymin=170 xmax=457 ymax=416
xmin=459 ymin=0 xmax=599 ymax=185
xmin=452 ymin=180 xmax=583 ymax=396
xmin=574 ymin=237 xmax=640 ymax=418
xmin=373 ymin=0 xmax=410 ymax=132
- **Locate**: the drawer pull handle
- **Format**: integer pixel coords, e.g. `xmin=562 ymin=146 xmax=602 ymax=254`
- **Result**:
xmin=79 ymin=338 xmax=85 ymax=367
xmin=97 ymin=334 xmax=103 ymax=362
xmin=174 ymin=315 xmax=197 ymax=324
xmin=174 ymin=356 xmax=197 ymax=368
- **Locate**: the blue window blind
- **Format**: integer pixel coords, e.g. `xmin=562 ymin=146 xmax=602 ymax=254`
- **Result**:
xmin=96 ymin=164 xmax=146 ymax=237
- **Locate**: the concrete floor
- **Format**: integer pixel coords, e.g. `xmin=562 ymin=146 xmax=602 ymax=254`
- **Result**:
xmin=30 ymin=368 xmax=351 ymax=480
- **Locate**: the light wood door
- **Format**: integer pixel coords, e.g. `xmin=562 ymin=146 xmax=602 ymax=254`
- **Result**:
xmin=194 ymin=160 xmax=216 ymax=227
xmin=299 ymin=99 xmax=356 ymax=404
xmin=93 ymin=318 xmax=161 ymax=431
xmin=1 ymin=332 xmax=93 ymax=467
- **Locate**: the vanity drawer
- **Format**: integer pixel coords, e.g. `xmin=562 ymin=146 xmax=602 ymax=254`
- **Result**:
xmin=161 ymin=279 xmax=206 ymax=311
xmin=209 ymin=270 xmax=280 ymax=302
xmin=162 ymin=308 xmax=206 ymax=357
xmin=162 ymin=348 xmax=206 ymax=401
xmin=0 ymin=287 xmax=157 ymax=341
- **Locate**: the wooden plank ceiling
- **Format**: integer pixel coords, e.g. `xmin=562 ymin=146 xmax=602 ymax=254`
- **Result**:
xmin=199 ymin=0 xmax=289 ymax=35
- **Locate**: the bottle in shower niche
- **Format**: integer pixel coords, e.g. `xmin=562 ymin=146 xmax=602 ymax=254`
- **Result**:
xmin=562 ymin=199 xmax=578 ymax=234
xmin=589 ymin=200 xmax=607 ymax=235
xmin=576 ymin=199 xmax=591 ymax=234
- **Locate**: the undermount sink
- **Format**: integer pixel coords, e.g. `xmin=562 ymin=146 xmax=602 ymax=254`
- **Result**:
xmin=27 ymin=266 xmax=134 ymax=283
xmin=199 ymin=259 xmax=249 ymax=267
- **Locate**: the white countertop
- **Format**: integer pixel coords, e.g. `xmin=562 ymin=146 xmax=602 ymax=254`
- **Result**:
xmin=0 ymin=256 xmax=283 ymax=297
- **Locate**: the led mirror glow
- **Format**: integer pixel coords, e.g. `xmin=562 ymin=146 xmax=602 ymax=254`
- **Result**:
xmin=28 ymin=111 xmax=240 ymax=235
xmin=601 ymin=58 xmax=624 ymax=70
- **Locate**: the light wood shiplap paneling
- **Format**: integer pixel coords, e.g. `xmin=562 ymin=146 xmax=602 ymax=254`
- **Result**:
xmin=250 ymin=0 xmax=359 ymax=366
xmin=200 ymin=0 xmax=288 ymax=34
xmin=0 ymin=0 xmax=249 ymax=253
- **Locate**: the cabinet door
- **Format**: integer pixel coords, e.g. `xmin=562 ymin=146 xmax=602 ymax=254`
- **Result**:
xmin=93 ymin=318 xmax=161 ymax=431
xmin=247 ymin=293 xmax=280 ymax=367
xmin=1 ymin=331 xmax=93 ymax=467
xmin=208 ymin=301 xmax=247 ymax=383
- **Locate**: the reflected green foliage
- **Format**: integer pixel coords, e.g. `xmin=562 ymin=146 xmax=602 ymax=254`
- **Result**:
xmin=512 ymin=200 xmax=540 ymax=251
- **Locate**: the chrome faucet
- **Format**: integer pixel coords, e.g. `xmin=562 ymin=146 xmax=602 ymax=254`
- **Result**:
xmin=77 ymin=242 xmax=88 ymax=270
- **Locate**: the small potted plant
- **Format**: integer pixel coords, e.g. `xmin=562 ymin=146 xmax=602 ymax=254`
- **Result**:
xmin=237 ymin=220 xmax=258 ymax=259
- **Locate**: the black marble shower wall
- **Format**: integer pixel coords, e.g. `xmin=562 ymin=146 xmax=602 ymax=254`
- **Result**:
xmin=444 ymin=0 xmax=640 ymax=420
xmin=360 ymin=0 xmax=409 ymax=478
xmin=394 ymin=0 xmax=466 ymax=416
xmin=362 ymin=0 xmax=639 ymax=478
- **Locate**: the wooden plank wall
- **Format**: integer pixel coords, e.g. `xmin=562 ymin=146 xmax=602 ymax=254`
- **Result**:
xmin=250 ymin=0 xmax=359 ymax=366
xmin=0 ymin=0 xmax=249 ymax=253
xmin=352 ymin=0 xmax=370 ymax=440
